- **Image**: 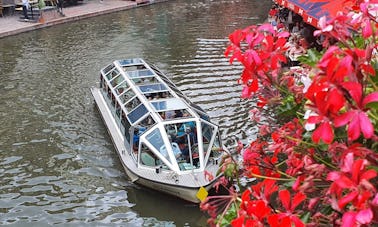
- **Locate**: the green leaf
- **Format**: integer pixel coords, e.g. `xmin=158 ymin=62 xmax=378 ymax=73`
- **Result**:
xmin=353 ymin=35 xmax=365 ymax=48
xmin=365 ymin=101 xmax=378 ymax=110
xmin=217 ymin=203 xmax=238 ymax=226
xmin=301 ymin=212 xmax=311 ymax=223
xmin=297 ymin=49 xmax=322 ymax=67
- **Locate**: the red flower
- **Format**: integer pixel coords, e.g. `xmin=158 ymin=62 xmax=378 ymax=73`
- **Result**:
xmin=251 ymin=179 xmax=279 ymax=203
xmin=333 ymin=82 xmax=378 ymax=141
xmin=311 ymin=121 xmax=334 ymax=144
xmin=327 ymin=153 xmax=377 ymax=212
xmin=267 ymin=190 xmax=306 ymax=227
xmin=341 ymin=209 xmax=374 ymax=227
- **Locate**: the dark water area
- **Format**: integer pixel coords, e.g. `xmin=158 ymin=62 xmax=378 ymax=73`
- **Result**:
xmin=0 ymin=0 xmax=271 ymax=226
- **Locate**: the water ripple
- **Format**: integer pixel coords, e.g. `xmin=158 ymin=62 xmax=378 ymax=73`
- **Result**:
xmin=0 ymin=0 xmax=270 ymax=225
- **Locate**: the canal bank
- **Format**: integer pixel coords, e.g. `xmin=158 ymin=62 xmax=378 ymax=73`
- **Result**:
xmin=0 ymin=0 xmax=168 ymax=38
xmin=0 ymin=0 xmax=272 ymax=226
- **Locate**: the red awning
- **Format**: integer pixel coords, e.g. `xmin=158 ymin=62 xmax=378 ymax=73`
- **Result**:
xmin=274 ymin=0 xmax=353 ymax=28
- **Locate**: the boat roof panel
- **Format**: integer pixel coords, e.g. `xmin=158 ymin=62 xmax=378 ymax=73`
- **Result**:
xmin=150 ymin=99 xmax=187 ymax=111
xmin=138 ymin=83 xmax=168 ymax=93
xmin=128 ymin=104 xmax=148 ymax=124
xmin=100 ymin=58 xmax=213 ymax=126
xmin=118 ymin=58 xmax=144 ymax=66
xmin=126 ymin=69 xmax=154 ymax=79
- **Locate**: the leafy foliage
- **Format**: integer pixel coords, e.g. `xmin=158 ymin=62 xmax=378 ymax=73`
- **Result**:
xmin=201 ymin=1 xmax=378 ymax=226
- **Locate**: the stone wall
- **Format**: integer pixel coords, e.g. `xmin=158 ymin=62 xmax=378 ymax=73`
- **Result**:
xmin=38 ymin=6 xmax=60 ymax=23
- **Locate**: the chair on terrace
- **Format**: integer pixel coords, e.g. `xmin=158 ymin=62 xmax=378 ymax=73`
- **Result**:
xmin=0 ymin=0 xmax=3 ymax=17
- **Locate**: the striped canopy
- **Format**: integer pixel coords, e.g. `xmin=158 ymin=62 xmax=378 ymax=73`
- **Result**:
xmin=274 ymin=0 xmax=353 ymax=28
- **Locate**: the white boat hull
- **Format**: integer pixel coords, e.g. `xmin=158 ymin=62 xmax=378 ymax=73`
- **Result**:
xmin=91 ymin=87 xmax=219 ymax=203
xmin=123 ymin=165 xmax=214 ymax=203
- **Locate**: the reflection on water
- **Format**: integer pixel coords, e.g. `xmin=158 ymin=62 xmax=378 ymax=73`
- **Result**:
xmin=0 ymin=0 xmax=270 ymax=225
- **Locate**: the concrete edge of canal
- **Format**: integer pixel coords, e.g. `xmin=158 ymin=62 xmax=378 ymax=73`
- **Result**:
xmin=0 ymin=0 xmax=169 ymax=39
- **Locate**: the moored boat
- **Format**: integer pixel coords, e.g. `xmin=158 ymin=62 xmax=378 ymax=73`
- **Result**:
xmin=91 ymin=58 xmax=226 ymax=203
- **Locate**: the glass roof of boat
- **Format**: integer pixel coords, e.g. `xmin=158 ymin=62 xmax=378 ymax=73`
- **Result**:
xmin=100 ymin=58 xmax=210 ymax=126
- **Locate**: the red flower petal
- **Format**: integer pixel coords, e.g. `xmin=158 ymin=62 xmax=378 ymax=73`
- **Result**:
xmin=291 ymin=216 xmax=305 ymax=227
xmin=312 ymin=121 xmax=334 ymax=144
xmin=335 ymin=175 xmax=355 ymax=189
xmin=253 ymin=200 xmax=272 ymax=220
xmin=341 ymin=211 xmax=357 ymax=227
xmin=359 ymin=112 xmax=374 ymax=139
xmin=362 ymin=18 xmax=373 ymax=38
xmin=360 ymin=169 xmax=378 ymax=181
xmin=338 ymin=190 xmax=358 ymax=209
xmin=231 ymin=216 xmax=245 ymax=227
xmin=327 ymin=88 xmax=346 ymax=113
xmin=362 ymin=92 xmax=378 ymax=107
xmin=347 ymin=114 xmax=361 ymax=141
xmin=356 ymin=208 xmax=373 ymax=224
xmin=327 ymin=171 xmax=341 ymax=181
xmin=291 ymin=192 xmax=306 ymax=210
xmin=341 ymin=152 xmax=354 ymax=173
xmin=279 ymin=190 xmax=291 ymax=211
xmin=342 ymin=82 xmax=362 ymax=106
xmin=334 ymin=111 xmax=353 ymax=127
xmin=257 ymin=24 xmax=275 ymax=34
xmin=241 ymin=188 xmax=251 ymax=202
xmin=229 ymin=29 xmax=243 ymax=45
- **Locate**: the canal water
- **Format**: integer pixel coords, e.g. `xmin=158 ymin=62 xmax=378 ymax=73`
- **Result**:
xmin=0 ymin=0 xmax=270 ymax=226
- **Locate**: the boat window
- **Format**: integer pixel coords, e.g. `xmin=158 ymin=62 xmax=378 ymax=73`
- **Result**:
xmin=111 ymin=93 xmax=116 ymax=106
xmin=201 ymin=122 xmax=222 ymax=160
xmin=159 ymin=109 xmax=192 ymax=121
xmin=110 ymin=74 xmax=124 ymax=88
xmin=161 ymin=135 xmax=183 ymax=167
xmin=122 ymin=64 xmax=146 ymax=72
xmin=146 ymin=128 xmax=171 ymax=163
xmin=127 ymin=69 xmax=154 ymax=79
xmin=151 ymin=99 xmax=187 ymax=112
xmin=211 ymin=133 xmax=223 ymax=158
xmin=100 ymin=74 xmax=105 ymax=88
xmin=132 ymin=127 xmax=141 ymax=152
xmin=125 ymin=96 xmax=141 ymax=112
xmin=137 ymin=114 xmax=156 ymax=131
xmin=105 ymin=68 xmax=120 ymax=81
xmin=106 ymin=84 xmax=111 ymax=98
xmin=119 ymin=88 xmax=136 ymax=105
xmin=133 ymin=76 xmax=159 ymax=86
xmin=201 ymin=122 xmax=215 ymax=153
xmin=138 ymin=84 xmax=167 ymax=93
xmin=115 ymin=81 xmax=129 ymax=96
xmin=144 ymin=91 xmax=173 ymax=100
xmin=115 ymin=103 xmax=121 ymax=118
xmin=139 ymin=143 xmax=160 ymax=167
xmin=127 ymin=104 xmax=148 ymax=124
xmin=194 ymin=109 xmax=210 ymax=121
xmin=103 ymin=80 xmax=109 ymax=93
xmin=164 ymin=121 xmax=199 ymax=170
xmin=121 ymin=112 xmax=131 ymax=144
xmin=119 ymin=59 xmax=143 ymax=67
xmin=102 ymin=63 xmax=115 ymax=75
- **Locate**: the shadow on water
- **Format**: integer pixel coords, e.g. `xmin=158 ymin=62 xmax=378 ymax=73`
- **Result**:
xmin=127 ymin=184 xmax=207 ymax=226
xmin=0 ymin=0 xmax=271 ymax=226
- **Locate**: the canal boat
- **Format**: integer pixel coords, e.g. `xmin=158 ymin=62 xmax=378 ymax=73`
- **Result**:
xmin=90 ymin=58 xmax=226 ymax=203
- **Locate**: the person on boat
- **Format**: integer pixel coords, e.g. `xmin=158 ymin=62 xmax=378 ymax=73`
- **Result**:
xmin=160 ymin=135 xmax=182 ymax=159
xmin=169 ymin=135 xmax=182 ymax=158
xmin=174 ymin=110 xmax=183 ymax=118
xmin=176 ymin=126 xmax=197 ymax=145
xmin=165 ymin=110 xmax=176 ymax=119
xmin=133 ymin=128 xmax=140 ymax=151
